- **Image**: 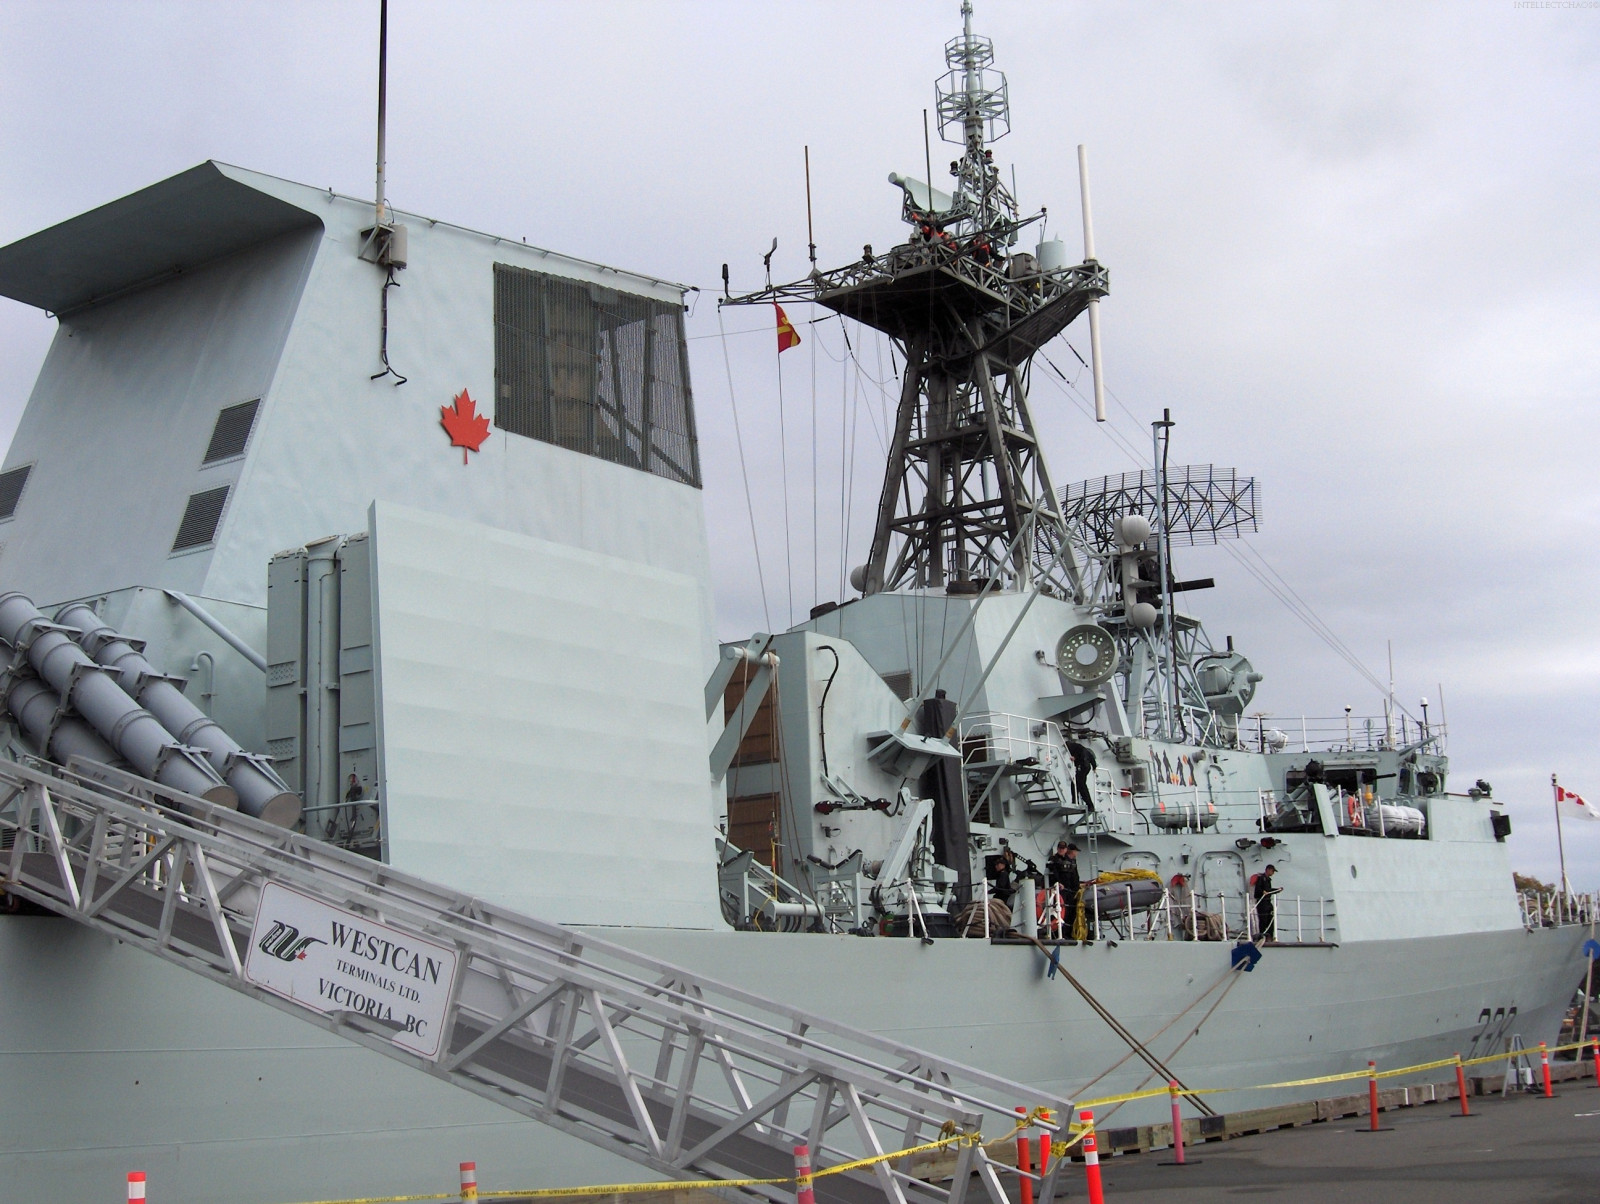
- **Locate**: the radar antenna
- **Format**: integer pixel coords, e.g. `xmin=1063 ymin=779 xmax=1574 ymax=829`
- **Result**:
xmin=721 ymin=1 xmax=1108 ymax=599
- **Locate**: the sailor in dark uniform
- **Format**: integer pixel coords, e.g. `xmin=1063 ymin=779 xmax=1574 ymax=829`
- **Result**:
xmin=986 ymin=843 xmax=1020 ymax=907
xmin=1066 ymin=741 xmax=1098 ymax=810
xmin=1253 ymin=864 xmax=1280 ymax=941
xmin=1046 ymin=841 xmax=1082 ymax=936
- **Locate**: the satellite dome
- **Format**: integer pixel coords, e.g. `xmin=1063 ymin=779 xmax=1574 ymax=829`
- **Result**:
xmin=1116 ymin=514 xmax=1151 ymax=546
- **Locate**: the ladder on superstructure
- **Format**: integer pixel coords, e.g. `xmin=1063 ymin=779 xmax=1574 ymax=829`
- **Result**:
xmin=0 ymin=758 xmax=1072 ymax=1204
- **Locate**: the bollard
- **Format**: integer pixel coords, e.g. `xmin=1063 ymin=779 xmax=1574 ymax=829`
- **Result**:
xmin=1038 ymin=1108 xmax=1052 ymax=1182
xmin=1593 ymin=1038 xmax=1599 ymax=1088
xmin=1169 ymin=1080 xmax=1186 ymax=1164
xmin=1540 ymin=1042 xmax=1553 ymax=1098
xmin=1367 ymin=1061 xmax=1379 ymax=1130
xmin=1015 ymin=1108 xmax=1034 ymax=1204
xmin=1079 ymin=1110 xmax=1105 ymax=1204
xmin=1454 ymin=1054 xmax=1471 ymax=1117
xmin=127 ymin=1171 xmax=147 ymax=1204
xmin=459 ymin=1161 xmax=478 ymax=1203
xmin=793 ymin=1144 xmax=815 ymax=1204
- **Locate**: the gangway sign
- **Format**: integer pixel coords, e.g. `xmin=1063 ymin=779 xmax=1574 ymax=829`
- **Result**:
xmin=244 ymin=882 xmax=459 ymax=1059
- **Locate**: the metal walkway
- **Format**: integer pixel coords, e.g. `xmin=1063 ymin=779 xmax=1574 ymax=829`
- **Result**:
xmin=0 ymin=758 xmax=1070 ymax=1204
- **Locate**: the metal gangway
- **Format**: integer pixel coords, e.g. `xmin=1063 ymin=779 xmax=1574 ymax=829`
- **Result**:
xmin=0 ymin=758 xmax=1071 ymax=1204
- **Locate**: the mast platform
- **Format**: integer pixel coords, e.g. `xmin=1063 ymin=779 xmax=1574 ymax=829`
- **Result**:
xmin=811 ymin=256 xmax=1108 ymax=361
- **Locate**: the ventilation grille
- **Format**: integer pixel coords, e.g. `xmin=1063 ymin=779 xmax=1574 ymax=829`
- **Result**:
xmin=493 ymin=264 xmax=700 ymax=487
xmin=203 ymin=400 xmax=261 ymax=464
xmin=172 ymin=486 xmax=230 ymax=552
xmin=0 ymin=465 xmax=32 ymax=520
xmin=880 ymin=670 xmax=914 ymax=701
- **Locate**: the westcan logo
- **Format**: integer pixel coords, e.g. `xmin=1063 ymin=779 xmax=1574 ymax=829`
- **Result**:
xmin=257 ymin=919 xmax=326 ymax=962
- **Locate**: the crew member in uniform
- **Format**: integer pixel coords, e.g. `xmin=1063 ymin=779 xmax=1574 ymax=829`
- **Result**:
xmin=986 ymin=843 xmax=1020 ymax=908
xmin=1066 ymin=741 xmax=1098 ymax=811
xmin=1253 ymin=864 xmax=1281 ymax=940
xmin=1047 ymin=841 xmax=1082 ymax=937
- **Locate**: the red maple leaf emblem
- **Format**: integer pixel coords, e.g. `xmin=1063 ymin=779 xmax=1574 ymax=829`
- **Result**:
xmin=440 ymin=389 xmax=491 ymax=464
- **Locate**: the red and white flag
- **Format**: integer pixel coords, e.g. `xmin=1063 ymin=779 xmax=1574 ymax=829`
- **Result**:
xmin=1556 ymin=783 xmax=1599 ymax=821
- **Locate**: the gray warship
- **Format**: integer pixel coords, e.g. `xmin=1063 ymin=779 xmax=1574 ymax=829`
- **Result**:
xmin=0 ymin=6 xmax=1590 ymax=1203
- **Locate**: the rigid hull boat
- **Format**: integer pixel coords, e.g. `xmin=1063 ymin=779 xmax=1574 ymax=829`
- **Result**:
xmin=0 ymin=5 xmax=1588 ymax=1203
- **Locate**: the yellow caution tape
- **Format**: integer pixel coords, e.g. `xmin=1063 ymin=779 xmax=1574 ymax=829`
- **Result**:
xmin=274 ymin=1039 xmax=1598 ymax=1204
xmin=275 ymin=1126 xmax=995 ymax=1204
xmin=1075 ymin=1039 xmax=1598 ymax=1109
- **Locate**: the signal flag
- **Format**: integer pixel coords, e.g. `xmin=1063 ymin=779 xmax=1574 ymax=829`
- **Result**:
xmin=775 ymin=304 xmax=802 ymax=353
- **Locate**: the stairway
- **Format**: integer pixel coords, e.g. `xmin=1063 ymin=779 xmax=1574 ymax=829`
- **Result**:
xmin=0 ymin=758 xmax=1070 ymax=1204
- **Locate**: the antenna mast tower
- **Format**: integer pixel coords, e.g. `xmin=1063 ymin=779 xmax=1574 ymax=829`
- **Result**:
xmin=723 ymin=1 xmax=1108 ymax=599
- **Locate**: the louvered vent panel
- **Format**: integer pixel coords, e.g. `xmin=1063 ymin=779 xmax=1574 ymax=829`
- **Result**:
xmin=202 ymin=400 xmax=261 ymax=464
xmin=171 ymin=486 xmax=230 ymax=552
xmin=494 ymin=264 xmax=700 ymax=487
xmin=0 ymin=465 xmax=32 ymax=519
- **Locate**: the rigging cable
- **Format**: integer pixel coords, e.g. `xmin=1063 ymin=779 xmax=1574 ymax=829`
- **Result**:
xmin=776 ymin=329 xmax=796 ymax=628
xmin=838 ymin=317 xmax=856 ymax=600
xmin=811 ymin=306 xmax=820 ymax=613
xmin=1069 ymin=960 xmax=1237 ymax=1099
xmin=1091 ymin=963 xmax=1248 ymax=1125
xmin=716 ymin=308 xmax=773 ymax=632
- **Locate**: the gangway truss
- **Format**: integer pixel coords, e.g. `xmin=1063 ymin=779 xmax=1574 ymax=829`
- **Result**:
xmin=0 ymin=759 xmax=1073 ymax=1204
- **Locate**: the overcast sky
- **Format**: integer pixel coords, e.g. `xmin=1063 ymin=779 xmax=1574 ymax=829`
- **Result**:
xmin=1 ymin=0 xmax=1596 ymax=886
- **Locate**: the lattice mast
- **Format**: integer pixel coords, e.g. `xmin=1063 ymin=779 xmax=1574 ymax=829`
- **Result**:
xmin=720 ymin=1 xmax=1109 ymax=599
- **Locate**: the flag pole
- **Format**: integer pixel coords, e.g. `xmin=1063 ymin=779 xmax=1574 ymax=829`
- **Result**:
xmin=1553 ymin=774 xmax=1571 ymax=904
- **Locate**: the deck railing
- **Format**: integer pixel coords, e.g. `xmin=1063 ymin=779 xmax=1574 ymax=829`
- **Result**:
xmin=1035 ymin=881 xmax=1337 ymax=946
xmin=1240 ymin=713 xmax=1447 ymax=755
xmin=1519 ymin=889 xmax=1595 ymax=930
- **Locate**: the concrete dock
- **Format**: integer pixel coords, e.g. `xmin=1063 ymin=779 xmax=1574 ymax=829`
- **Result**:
xmin=494 ymin=1064 xmax=1600 ymax=1204
xmin=1083 ymin=1080 xmax=1600 ymax=1203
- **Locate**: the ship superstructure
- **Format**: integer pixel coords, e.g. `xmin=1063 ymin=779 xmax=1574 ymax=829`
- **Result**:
xmin=711 ymin=2 xmax=1470 ymax=943
xmin=0 ymin=6 xmax=1590 ymax=1204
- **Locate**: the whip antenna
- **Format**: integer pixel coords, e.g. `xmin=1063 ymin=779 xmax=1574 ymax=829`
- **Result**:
xmin=804 ymin=146 xmax=817 ymax=270
xmin=364 ymin=0 xmax=408 ymax=385
xmin=375 ymin=0 xmax=388 ymax=226
xmin=1078 ymin=144 xmax=1106 ymax=422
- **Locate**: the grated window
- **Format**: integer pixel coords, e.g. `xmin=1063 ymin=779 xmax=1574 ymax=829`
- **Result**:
xmin=493 ymin=264 xmax=700 ymax=487
xmin=203 ymin=399 xmax=261 ymax=464
xmin=171 ymin=486 xmax=230 ymax=552
xmin=0 ymin=465 xmax=31 ymax=520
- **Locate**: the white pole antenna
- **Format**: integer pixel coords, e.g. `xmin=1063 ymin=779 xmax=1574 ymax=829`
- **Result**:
xmin=375 ymin=0 xmax=389 ymax=227
xmin=1077 ymin=144 xmax=1106 ymax=422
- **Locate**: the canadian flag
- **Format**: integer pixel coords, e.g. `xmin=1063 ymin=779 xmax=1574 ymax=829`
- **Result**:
xmin=1556 ymin=784 xmax=1599 ymax=821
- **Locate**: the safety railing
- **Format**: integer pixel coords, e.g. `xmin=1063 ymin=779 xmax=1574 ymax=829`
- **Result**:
xmin=1133 ymin=786 xmax=1281 ymax=836
xmin=1519 ymin=890 xmax=1596 ymax=930
xmin=1033 ymin=882 xmax=1336 ymax=945
xmin=1239 ymin=713 xmax=1446 ymax=755
xmin=958 ymin=712 xmax=1063 ymax=768
xmin=1170 ymin=890 xmax=1335 ymax=945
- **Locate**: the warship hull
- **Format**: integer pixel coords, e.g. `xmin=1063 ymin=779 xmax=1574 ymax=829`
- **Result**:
xmin=2 ymin=915 xmax=1583 ymax=1204
xmin=0 ymin=10 xmax=1590 ymax=1201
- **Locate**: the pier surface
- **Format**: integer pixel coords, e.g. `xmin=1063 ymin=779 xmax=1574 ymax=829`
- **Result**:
xmin=1094 ymin=1083 xmax=1600 ymax=1203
